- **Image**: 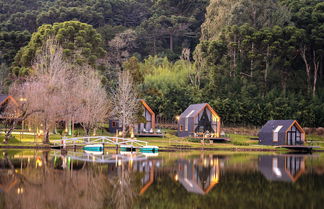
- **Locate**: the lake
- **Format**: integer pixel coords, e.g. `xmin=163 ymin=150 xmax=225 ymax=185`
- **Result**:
xmin=0 ymin=149 xmax=323 ymax=209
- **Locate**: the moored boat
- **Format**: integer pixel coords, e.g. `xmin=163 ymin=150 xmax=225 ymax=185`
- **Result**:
xmin=83 ymin=144 xmax=103 ymax=152
xmin=140 ymin=145 xmax=159 ymax=153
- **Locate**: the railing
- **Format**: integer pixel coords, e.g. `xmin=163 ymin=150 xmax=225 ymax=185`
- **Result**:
xmin=52 ymin=136 xmax=148 ymax=147
xmin=51 ymin=150 xmax=148 ymax=163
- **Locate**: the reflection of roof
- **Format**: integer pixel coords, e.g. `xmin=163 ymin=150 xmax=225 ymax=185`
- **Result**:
xmin=179 ymin=178 xmax=205 ymax=195
xmin=259 ymin=120 xmax=304 ymax=134
xmin=179 ymin=103 xmax=220 ymax=120
xmin=177 ymin=159 xmax=220 ymax=195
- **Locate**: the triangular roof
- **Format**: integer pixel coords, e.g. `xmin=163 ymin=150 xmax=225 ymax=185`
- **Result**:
xmin=0 ymin=94 xmax=19 ymax=108
xmin=0 ymin=94 xmax=9 ymax=105
xmin=258 ymin=120 xmax=305 ymax=135
xmin=139 ymin=99 xmax=155 ymax=117
xmin=179 ymin=103 xmax=220 ymax=120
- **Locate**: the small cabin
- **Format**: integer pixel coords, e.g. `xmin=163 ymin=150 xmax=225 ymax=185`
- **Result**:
xmin=134 ymin=99 xmax=155 ymax=134
xmin=177 ymin=103 xmax=221 ymax=137
xmin=108 ymin=119 xmax=122 ymax=134
xmin=0 ymin=94 xmax=20 ymax=119
xmin=108 ymin=100 xmax=155 ymax=134
xmin=259 ymin=155 xmax=305 ymax=182
xmin=258 ymin=120 xmax=305 ymax=146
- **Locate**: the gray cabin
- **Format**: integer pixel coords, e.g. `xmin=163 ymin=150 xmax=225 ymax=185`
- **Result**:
xmin=259 ymin=155 xmax=305 ymax=182
xmin=177 ymin=103 xmax=221 ymax=137
xmin=258 ymin=120 xmax=305 ymax=146
xmin=108 ymin=100 xmax=155 ymax=134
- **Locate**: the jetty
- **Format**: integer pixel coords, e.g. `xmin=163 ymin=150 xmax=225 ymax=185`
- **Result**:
xmin=51 ymin=136 xmax=156 ymax=152
xmin=275 ymin=145 xmax=320 ymax=152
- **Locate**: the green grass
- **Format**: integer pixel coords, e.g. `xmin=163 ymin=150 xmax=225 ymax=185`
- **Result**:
xmin=1 ymin=128 xmax=324 ymax=151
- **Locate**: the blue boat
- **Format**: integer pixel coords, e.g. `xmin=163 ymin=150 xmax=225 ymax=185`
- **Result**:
xmin=139 ymin=146 xmax=159 ymax=153
xmin=83 ymin=144 xmax=103 ymax=152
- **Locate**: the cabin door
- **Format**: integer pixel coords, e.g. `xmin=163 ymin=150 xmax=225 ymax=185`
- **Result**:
xmin=287 ymin=131 xmax=296 ymax=145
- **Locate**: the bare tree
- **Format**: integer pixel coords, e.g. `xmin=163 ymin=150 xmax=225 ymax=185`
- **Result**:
xmin=7 ymin=39 xmax=110 ymax=143
xmin=16 ymin=40 xmax=71 ymax=143
xmin=112 ymin=70 xmax=138 ymax=137
xmin=73 ymin=66 xmax=110 ymax=136
xmin=108 ymin=29 xmax=137 ymax=70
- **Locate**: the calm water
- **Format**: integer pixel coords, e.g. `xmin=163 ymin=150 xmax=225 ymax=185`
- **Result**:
xmin=0 ymin=150 xmax=323 ymax=209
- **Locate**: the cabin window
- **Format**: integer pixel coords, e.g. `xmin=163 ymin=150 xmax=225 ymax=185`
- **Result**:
xmin=273 ymin=125 xmax=283 ymax=142
xmin=185 ymin=118 xmax=188 ymax=131
xmin=112 ymin=121 xmax=116 ymax=128
xmin=180 ymin=125 xmax=183 ymax=131
xmin=296 ymin=130 xmax=301 ymax=142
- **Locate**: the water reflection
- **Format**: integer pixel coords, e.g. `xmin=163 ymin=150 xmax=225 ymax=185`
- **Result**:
xmin=0 ymin=150 xmax=323 ymax=209
xmin=259 ymin=155 xmax=306 ymax=182
xmin=175 ymin=155 xmax=221 ymax=194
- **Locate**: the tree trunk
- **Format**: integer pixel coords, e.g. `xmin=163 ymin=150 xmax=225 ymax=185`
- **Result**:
xmin=300 ymin=45 xmax=311 ymax=95
xmin=250 ymin=42 xmax=254 ymax=77
xmin=4 ymin=120 xmax=17 ymax=144
xmin=320 ymin=55 xmax=323 ymax=79
xmin=43 ymin=120 xmax=50 ymax=144
xmin=264 ymin=45 xmax=270 ymax=83
xmin=233 ymin=34 xmax=237 ymax=77
xmin=169 ymin=34 xmax=173 ymax=52
xmin=43 ymin=129 xmax=50 ymax=144
xmin=312 ymin=50 xmax=320 ymax=98
xmin=153 ymin=37 xmax=156 ymax=55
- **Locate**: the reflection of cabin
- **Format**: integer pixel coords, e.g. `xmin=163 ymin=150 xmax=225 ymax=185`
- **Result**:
xmin=175 ymin=157 xmax=220 ymax=195
xmin=0 ymin=95 xmax=20 ymax=119
xmin=258 ymin=120 xmax=305 ymax=146
xmin=259 ymin=155 xmax=305 ymax=182
xmin=177 ymin=103 xmax=221 ymax=137
xmin=108 ymin=100 xmax=156 ymax=134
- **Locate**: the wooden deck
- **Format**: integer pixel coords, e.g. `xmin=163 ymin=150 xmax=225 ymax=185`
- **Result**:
xmin=135 ymin=133 xmax=164 ymax=137
xmin=275 ymin=145 xmax=320 ymax=152
xmin=191 ymin=137 xmax=231 ymax=142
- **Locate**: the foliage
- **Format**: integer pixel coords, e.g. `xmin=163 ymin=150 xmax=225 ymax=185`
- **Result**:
xmin=14 ymin=21 xmax=106 ymax=70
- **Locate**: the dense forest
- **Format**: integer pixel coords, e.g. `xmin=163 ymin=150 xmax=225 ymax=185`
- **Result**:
xmin=0 ymin=0 xmax=323 ymax=127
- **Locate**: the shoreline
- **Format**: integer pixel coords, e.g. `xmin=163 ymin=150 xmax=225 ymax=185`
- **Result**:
xmin=0 ymin=145 xmax=323 ymax=153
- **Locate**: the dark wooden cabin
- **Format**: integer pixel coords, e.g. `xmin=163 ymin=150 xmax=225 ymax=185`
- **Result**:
xmin=258 ymin=120 xmax=305 ymax=146
xmin=259 ymin=155 xmax=305 ymax=182
xmin=177 ymin=103 xmax=221 ymax=137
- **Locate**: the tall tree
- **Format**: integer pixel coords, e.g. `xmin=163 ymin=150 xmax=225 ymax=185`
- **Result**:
xmin=112 ymin=70 xmax=138 ymax=137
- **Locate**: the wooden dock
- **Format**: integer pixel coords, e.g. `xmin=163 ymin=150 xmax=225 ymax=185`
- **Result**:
xmin=275 ymin=145 xmax=320 ymax=152
xmin=135 ymin=133 xmax=164 ymax=137
xmin=191 ymin=137 xmax=231 ymax=142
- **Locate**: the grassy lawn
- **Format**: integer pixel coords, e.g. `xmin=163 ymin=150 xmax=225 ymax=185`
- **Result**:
xmin=1 ymin=128 xmax=324 ymax=151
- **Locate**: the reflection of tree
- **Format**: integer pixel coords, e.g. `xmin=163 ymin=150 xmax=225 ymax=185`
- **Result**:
xmin=104 ymin=163 xmax=137 ymax=209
